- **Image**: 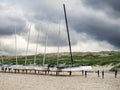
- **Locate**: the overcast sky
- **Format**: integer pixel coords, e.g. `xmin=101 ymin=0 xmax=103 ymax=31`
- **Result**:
xmin=0 ymin=0 xmax=120 ymax=56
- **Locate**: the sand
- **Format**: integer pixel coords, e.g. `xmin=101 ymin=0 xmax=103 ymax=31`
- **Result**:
xmin=0 ymin=71 xmax=120 ymax=90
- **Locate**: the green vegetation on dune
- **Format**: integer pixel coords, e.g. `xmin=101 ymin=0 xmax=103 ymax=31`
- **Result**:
xmin=1 ymin=51 xmax=120 ymax=71
xmin=73 ymin=54 xmax=120 ymax=66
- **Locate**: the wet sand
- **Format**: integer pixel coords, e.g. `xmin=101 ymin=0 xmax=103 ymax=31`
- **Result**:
xmin=0 ymin=71 xmax=120 ymax=90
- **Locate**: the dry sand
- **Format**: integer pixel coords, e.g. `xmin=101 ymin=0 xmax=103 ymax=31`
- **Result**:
xmin=0 ymin=70 xmax=120 ymax=90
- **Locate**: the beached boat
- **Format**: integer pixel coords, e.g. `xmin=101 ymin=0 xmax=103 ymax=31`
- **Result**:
xmin=49 ymin=4 xmax=92 ymax=73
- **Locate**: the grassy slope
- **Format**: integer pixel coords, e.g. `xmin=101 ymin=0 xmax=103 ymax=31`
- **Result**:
xmin=1 ymin=51 xmax=120 ymax=71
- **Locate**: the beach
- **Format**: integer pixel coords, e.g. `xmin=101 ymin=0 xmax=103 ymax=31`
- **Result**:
xmin=0 ymin=71 xmax=120 ymax=90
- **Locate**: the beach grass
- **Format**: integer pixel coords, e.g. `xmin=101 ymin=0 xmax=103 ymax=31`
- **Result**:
xmin=1 ymin=51 xmax=120 ymax=71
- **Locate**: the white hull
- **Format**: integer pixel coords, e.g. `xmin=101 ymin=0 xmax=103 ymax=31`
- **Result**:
xmin=12 ymin=65 xmax=48 ymax=71
xmin=1 ymin=65 xmax=48 ymax=71
xmin=1 ymin=65 xmax=92 ymax=73
xmin=49 ymin=66 xmax=92 ymax=72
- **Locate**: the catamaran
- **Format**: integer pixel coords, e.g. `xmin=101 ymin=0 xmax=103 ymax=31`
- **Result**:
xmin=49 ymin=4 xmax=92 ymax=74
xmin=6 ymin=25 xmax=24 ymax=72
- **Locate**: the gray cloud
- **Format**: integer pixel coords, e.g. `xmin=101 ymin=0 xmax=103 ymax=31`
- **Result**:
xmin=82 ymin=0 xmax=120 ymax=10
xmin=0 ymin=2 xmax=27 ymax=36
xmin=18 ymin=0 xmax=62 ymax=24
xmin=29 ymin=22 xmax=70 ymax=47
xmin=12 ymin=0 xmax=68 ymax=46
xmin=0 ymin=16 xmax=27 ymax=36
xmin=82 ymin=0 xmax=120 ymax=18
xmin=0 ymin=0 xmax=120 ymax=54
xmin=69 ymin=16 xmax=120 ymax=48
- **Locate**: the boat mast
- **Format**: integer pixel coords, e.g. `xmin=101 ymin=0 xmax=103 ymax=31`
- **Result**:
xmin=56 ymin=20 xmax=61 ymax=67
xmin=25 ymin=24 xmax=31 ymax=65
xmin=34 ymin=32 xmax=39 ymax=65
xmin=63 ymin=4 xmax=73 ymax=66
xmin=43 ymin=31 xmax=48 ymax=66
xmin=15 ymin=26 xmax=18 ymax=65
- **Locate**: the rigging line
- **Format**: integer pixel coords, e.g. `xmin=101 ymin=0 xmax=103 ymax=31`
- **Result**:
xmin=63 ymin=4 xmax=73 ymax=66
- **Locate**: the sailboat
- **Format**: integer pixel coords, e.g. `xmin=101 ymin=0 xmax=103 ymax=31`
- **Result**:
xmin=49 ymin=4 xmax=92 ymax=74
xmin=6 ymin=26 xmax=24 ymax=72
xmin=34 ymin=28 xmax=49 ymax=72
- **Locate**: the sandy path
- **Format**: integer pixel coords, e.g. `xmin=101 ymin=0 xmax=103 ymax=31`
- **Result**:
xmin=0 ymin=72 xmax=120 ymax=90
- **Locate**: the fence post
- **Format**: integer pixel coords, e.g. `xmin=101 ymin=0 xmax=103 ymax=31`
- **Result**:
xmin=85 ymin=71 xmax=87 ymax=78
xmin=115 ymin=70 xmax=117 ymax=78
xmin=34 ymin=70 xmax=36 ymax=74
xmin=18 ymin=69 xmax=20 ymax=73
xmin=56 ymin=71 xmax=59 ymax=76
xmin=69 ymin=71 xmax=72 ymax=76
xmin=15 ymin=69 xmax=16 ymax=73
xmin=102 ymin=70 xmax=104 ymax=79
xmin=8 ymin=68 xmax=10 ymax=72
xmin=26 ymin=69 xmax=27 ymax=74
xmin=45 ymin=71 xmax=47 ymax=75
xmin=5 ymin=68 xmax=7 ymax=72
xmin=22 ymin=70 xmax=24 ymax=73
xmin=82 ymin=70 xmax=84 ymax=76
xmin=97 ymin=70 xmax=100 ymax=77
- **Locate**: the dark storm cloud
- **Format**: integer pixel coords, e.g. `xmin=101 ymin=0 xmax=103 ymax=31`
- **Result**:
xmin=82 ymin=0 xmax=120 ymax=10
xmin=69 ymin=15 xmax=120 ymax=48
xmin=0 ymin=16 xmax=27 ymax=36
xmin=0 ymin=2 xmax=27 ymax=36
xmin=82 ymin=0 xmax=120 ymax=18
xmin=19 ymin=0 xmax=62 ymax=24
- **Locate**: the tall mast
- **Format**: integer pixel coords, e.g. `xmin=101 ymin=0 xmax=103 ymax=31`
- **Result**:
xmin=15 ymin=26 xmax=18 ymax=65
xmin=34 ymin=32 xmax=39 ymax=65
xmin=43 ymin=31 xmax=48 ymax=66
xmin=56 ymin=20 xmax=61 ymax=67
xmin=25 ymin=24 xmax=31 ymax=65
xmin=63 ymin=4 xmax=73 ymax=66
